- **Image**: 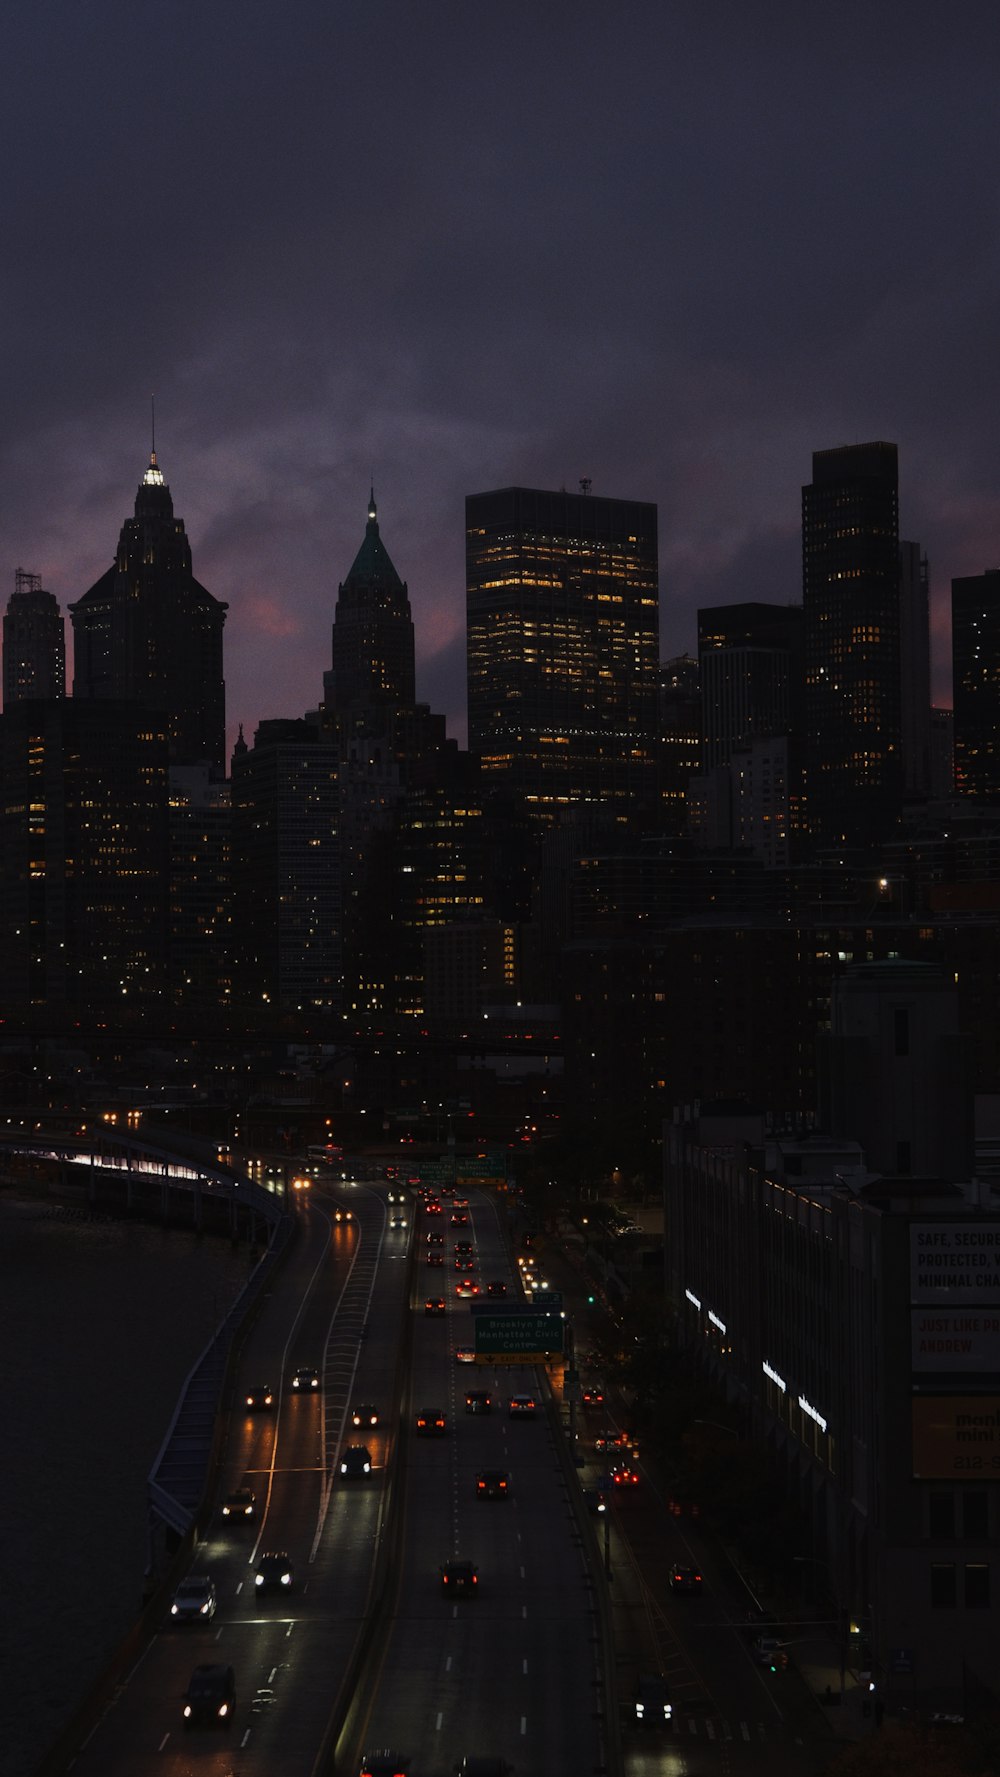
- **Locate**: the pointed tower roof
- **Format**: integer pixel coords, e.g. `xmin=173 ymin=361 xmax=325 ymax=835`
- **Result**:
xmin=343 ymin=487 xmax=404 ymax=589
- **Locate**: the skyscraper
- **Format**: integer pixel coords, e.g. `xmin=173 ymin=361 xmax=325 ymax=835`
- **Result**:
xmin=802 ymin=443 xmax=902 ymax=848
xmin=323 ymin=490 xmax=415 ymax=719
xmin=70 ymin=451 xmax=228 ymax=768
xmin=696 ymin=601 xmax=801 ymax=770
xmin=466 ymin=485 xmax=660 ymax=822
xmin=0 ymin=699 xmax=170 ymax=1010
xmin=3 ymin=568 xmax=65 ymax=704
xmin=952 ymin=569 xmax=1000 ymax=800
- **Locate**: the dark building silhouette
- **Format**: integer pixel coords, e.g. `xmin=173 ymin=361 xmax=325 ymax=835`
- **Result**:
xmin=697 ymin=601 xmax=801 ymax=770
xmin=952 ymin=569 xmax=1000 ymax=800
xmin=802 ymin=443 xmax=903 ymax=848
xmin=3 ymin=568 xmax=65 ymax=706
xmin=323 ymin=490 xmax=415 ymax=715
xmin=0 ymin=700 xmax=169 ymax=1010
xmin=70 ymin=451 xmax=227 ymax=769
xmin=658 ymin=655 xmax=700 ymax=835
xmin=168 ymin=764 xmax=231 ymax=1007
xmin=230 ymin=718 xmax=340 ymax=1013
xmin=899 ymin=541 xmax=932 ymax=801
xmin=466 ymin=485 xmax=660 ymax=822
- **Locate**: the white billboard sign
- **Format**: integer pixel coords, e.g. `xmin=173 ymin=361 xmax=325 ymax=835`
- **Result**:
xmin=910 ymin=1224 xmax=1000 ymax=1305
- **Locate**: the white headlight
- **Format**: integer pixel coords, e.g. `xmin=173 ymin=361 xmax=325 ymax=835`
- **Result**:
xmin=281 ymin=1573 xmax=291 ymax=1585
xmin=200 ymin=1602 xmax=210 ymax=1614
xmin=171 ymin=1604 xmax=179 ymax=1615
xmin=255 ymin=1573 xmax=264 ymax=1585
xmin=363 ymin=1462 xmax=370 ymax=1472
xmin=183 ymin=1704 xmax=192 ymax=1717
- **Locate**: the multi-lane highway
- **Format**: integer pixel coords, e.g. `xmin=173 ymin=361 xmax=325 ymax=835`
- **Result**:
xmin=58 ymin=1178 xmax=611 ymax=1777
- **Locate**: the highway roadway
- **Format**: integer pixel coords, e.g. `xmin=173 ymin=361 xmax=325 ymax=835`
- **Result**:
xmin=55 ymin=1179 xmax=612 ymax=1777
xmin=64 ymin=1177 xmax=412 ymax=1777
xmin=344 ymin=1189 xmax=607 ymax=1774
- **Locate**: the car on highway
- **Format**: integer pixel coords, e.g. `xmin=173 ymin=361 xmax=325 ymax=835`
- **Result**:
xmin=426 ymin=1251 xmax=445 ymax=1268
xmin=508 ymin=1393 xmax=537 ymax=1418
xmin=582 ymin=1385 xmax=605 ymax=1408
xmin=292 ymin=1366 xmax=319 ymax=1391
xmin=455 ymin=1279 xmax=480 ymax=1298
xmin=440 ymin=1559 xmax=478 ymax=1595
xmin=425 ymin=1296 xmax=446 ymax=1316
xmin=426 ymin=1231 xmax=445 ymax=1246
xmin=455 ymin=1347 xmax=476 ymax=1364
xmin=351 ymin=1403 xmax=380 ymax=1428
xmin=583 ymin=1487 xmax=608 ymax=1516
xmin=182 ymin=1662 xmax=235 ymax=1729
xmin=752 ymin=1636 xmax=788 ymax=1670
xmin=425 ymin=1199 xmax=443 ymax=1216
xmin=221 ymin=1487 xmax=255 ymax=1520
xmin=450 ymin=1211 xmax=470 ymax=1226
xmin=634 ymin=1672 xmax=672 ymax=1724
xmin=611 ymin=1463 xmax=640 ymax=1488
xmin=453 ymin=1239 xmax=474 ymax=1257
xmin=389 ymin=1209 xmax=408 ymax=1228
xmin=486 ymin=1280 xmax=507 ymax=1297
xmin=340 ymin=1444 xmax=373 ymax=1477
xmin=255 ymin=1552 xmax=294 ymax=1591
xmin=594 ymin=1430 xmax=629 ymax=1453
xmin=669 ymin=1564 xmax=703 ymax=1593
xmin=416 ymin=1407 xmax=447 ymax=1436
xmin=358 ymin=1755 xmax=411 ymax=1776
xmin=333 ymin=1205 xmax=354 ymax=1223
xmin=465 ymin=1389 xmax=492 ymax=1414
xmin=476 ymin=1469 xmax=510 ymax=1499
xmin=170 ymin=1575 xmax=217 ymax=1622
xmin=245 ymin=1385 xmax=273 ymax=1410
xmin=454 ymin=1256 xmax=476 ymax=1271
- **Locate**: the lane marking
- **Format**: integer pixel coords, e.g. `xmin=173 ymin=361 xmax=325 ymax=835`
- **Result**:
xmin=268 ymin=1666 xmax=277 ymax=1682
xmin=436 ymin=1711 xmax=443 ymax=1730
xmin=241 ymin=1730 xmax=251 ymax=1746
xmin=520 ymin=1716 xmax=527 ymax=1736
xmin=158 ymin=1733 xmax=169 ymax=1751
xmin=445 ymin=1655 xmax=452 ymax=1671
xmin=522 ymin=1658 xmax=528 ymax=1674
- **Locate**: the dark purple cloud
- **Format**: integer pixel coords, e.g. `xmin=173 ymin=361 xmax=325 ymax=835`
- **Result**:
xmin=2 ymin=2 xmax=997 ymax=743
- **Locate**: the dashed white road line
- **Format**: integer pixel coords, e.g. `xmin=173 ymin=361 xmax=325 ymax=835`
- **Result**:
xmin=158 ymin=1733 xmax=170 ymax=1751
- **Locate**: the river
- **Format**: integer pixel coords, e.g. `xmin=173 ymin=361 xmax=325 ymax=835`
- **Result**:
xmin=0 ymin=1195 xmax=253 ymax=1777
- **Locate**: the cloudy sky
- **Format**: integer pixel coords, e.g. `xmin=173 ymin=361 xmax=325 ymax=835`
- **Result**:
xmin=2 ymin=2 xmax=997 ymax=747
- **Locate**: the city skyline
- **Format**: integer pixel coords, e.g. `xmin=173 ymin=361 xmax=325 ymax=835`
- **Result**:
xmin=2 ymin=6 xmax=998 ymax=747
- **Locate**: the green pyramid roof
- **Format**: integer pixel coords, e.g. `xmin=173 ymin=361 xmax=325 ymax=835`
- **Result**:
xmin=343 ymin=489 xmax=404 ymax=588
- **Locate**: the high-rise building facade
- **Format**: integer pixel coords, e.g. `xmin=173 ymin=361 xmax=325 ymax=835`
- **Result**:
xmin=0 ymin=699 xmax=170 ymax=1009
xmin=802 ymin=443 xmax=903 ymax=848
xmin=466 ymin=486 xmax=660 ymax=822
xmin=952 ymin=569 xmax=1000 ymax=800
xmin=323 ymin=491 xmax=415 ymax=719
xmin=899 ymin=541 xmax=931 ymax=801
xmin=3 ymin=568 xmax=65 ymax=706
xmin=697 ymin=601 xmax=801 ymax=770
xmin=230 ymin=718 xmax=340 ymax=1013
xmin=70 ymin=452 xmax=228 ymax=769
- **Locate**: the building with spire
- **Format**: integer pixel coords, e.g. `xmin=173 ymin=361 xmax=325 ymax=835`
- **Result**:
xmin=323 ymin=489 xmax=415 ymax=718
xmin=70 ymin=451 xmax=228 ymax=769
xmin=3 ymin=568 xmax=65 ymax=705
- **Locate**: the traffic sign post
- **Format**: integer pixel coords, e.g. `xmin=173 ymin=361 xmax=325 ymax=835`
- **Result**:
xmin=473 ymin=1311 xmax=564 ymax=1360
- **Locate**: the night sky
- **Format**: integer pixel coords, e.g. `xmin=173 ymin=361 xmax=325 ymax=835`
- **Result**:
xmin=2 ymin=2 xmax=997 ymax=749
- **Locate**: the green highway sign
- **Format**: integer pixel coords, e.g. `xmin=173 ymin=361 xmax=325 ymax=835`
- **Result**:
xmin=473 ymin=1312 xmax=564 ymax=1357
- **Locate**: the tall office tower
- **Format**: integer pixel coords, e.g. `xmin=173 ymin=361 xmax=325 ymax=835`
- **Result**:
xmin=658 ymin=655 xmax=700 ymax=835
xmin=168 ymin=765 xmax=231 ymax=1007
xmin=230 ymin=718 xmax=341 ymax=1013
xmin=899 ymin=541 xmax=931 ymax=801
xmin=697 ymin=601 xmax=801 ymax=769
xmin=929 ymin=708 xmax=955 ymax=800
xmin=3 ymin=568 xmax=65 ymax=705
xmin=70 ymin=451 xmax=228 ymax=769
xmin=0 ymin=700 xmax=169 ymax=1010
xmin=952 ymin=569 xmax=1000 ymax=800
xmin=466 ymin=485 xmax=660 ymax=822
xmin=802 ymin=443 xmax=902 ymax=849
xmin=322 ymin=491 xmax=415 ymax=718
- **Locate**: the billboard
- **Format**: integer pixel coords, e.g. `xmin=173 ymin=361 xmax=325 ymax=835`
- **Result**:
xmin=910 ymin=1223 xmax=1000 ymax=1305
xmin=911 ymin=1309 xmax=1000 ymax=1373
xmin=912 ymin=1395 xmax=1000 ymax=1479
